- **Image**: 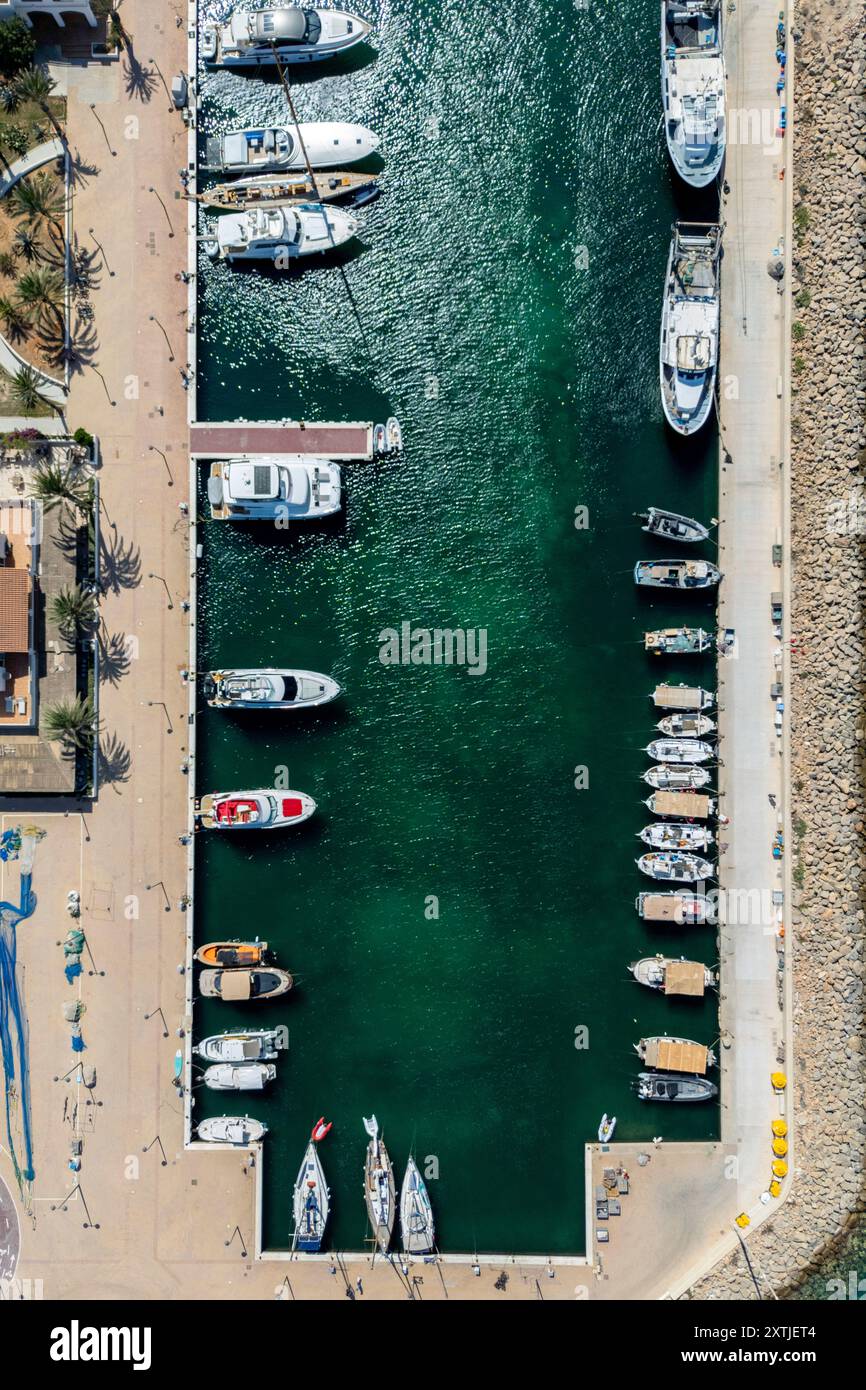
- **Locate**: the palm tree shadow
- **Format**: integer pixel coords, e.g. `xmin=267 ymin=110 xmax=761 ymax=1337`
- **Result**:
xmin=68 ymin=149 xmax=99 ymax=190
xmin=123 ymin=53 xmax=158 ymax=103
xmin=99 ymin=519 xmax=142 ymax=594
xmin=98 ymin=625 xmax=132 ymax=687
xmin=97 ymin=730 xmax=132 ymax=788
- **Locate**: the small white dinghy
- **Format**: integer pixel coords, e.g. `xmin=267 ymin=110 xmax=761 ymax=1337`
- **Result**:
xmin=646 ymin=738 xmax=714 ymax=764
xmin=203 ymin=1062 xmax=276 ymax=1091
xmin=196 ymin=1115 xmax=268 ymax=1145
xmin=598 ymin=1113 xmax=617 ymax=1143
xmin=400 ymin=1155 xmax=435 ymax=1255
xmin=204 ymin=669 xmax=342 ymax=710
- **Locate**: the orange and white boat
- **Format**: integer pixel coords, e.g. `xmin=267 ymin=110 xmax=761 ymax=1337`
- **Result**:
xmin=196 ymin=789 xmax=316 ymax=831
xmin=194 ymin=940 xmax=270 ymax=968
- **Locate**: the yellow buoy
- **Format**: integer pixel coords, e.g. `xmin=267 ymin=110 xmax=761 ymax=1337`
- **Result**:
xmin=771 ymin=1119 xmax=788 ymax=1138
xmin=772 ymin=1159 xmax=788 ymax=1178
xmin=771 ymin=1072 xmax=787 ymax=1091
xmin=772 ymin=1137 xmax=788 ymax=1156
xmin=735 ymin=1212 xmax=751 ymax=1228
xmin=769 ymin=1180 xmax=782 ymax=1198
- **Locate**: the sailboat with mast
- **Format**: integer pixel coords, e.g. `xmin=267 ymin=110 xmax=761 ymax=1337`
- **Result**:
xmin=363 ymin=1115 xmax=396 ymax=1254
xmin=292 ymin=1128 xmax=331 ymax=1253
xmin=400 ymin=1155 xmax=435 ymax=1255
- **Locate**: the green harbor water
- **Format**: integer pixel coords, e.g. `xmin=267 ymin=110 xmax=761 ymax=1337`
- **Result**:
xmin=193 ymin=0 xmax=720 ymax=1255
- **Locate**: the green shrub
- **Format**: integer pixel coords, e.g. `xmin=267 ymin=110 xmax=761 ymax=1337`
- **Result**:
xmin=0 ymin=18 xmax=36 ymax=80
xmin=792 ymin=321 xmax=806 ymax=342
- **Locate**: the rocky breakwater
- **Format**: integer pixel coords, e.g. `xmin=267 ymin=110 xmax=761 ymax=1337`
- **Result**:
xmin=689 ymin=0 xmax=866 ymax=1299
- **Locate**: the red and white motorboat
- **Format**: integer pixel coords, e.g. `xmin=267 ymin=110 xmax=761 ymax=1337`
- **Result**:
xmin=197 ymin=789 xmax=316 ymax=831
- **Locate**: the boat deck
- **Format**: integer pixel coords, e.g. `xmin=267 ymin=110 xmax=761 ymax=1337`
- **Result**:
xmin=190 ymin=420 xmax=374 ymax=461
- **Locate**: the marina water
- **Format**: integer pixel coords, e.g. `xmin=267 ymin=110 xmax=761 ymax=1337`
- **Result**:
xmin=195 ymin=0 xmax=720 ymax=1254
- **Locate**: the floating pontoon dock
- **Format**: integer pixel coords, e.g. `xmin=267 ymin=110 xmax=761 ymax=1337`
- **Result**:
xmin=190 ymin=419 xmax=374 ymax=460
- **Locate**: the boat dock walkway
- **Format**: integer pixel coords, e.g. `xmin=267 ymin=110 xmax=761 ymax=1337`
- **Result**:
xmin=190 ymin=419 xmax=374 ymax=461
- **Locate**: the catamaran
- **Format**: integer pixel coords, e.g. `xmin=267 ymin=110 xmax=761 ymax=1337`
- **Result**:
xmin=292 ymin=1141 xmax=331 ymax=1252
xmin=204 ymin=669 xmax=342 ymax=711
xmin=637 ymin=851 xmax=714 ymax=882
xmin=634 ymin=558 xmax=721 ymax=589
xmin=196 ymin=1115 xmax=268 ymax=1145
xmin=660 ymin=222 xmax=722 ymax=434
xmin=194 ymin=1029 xmax=286 ymax=1064
xmin=201 ymin=6 xmax=373 ymax=68
xmin=643 ymin=764 xmax=711 ymax=790
xmin=206 ymin=203 xmax=360 ymax=263
xmin=630 ymin=955 xmax=717 ymax=995
xmin=661 ymin=0 xmax=726 ymax=187
xmin=363 ymin=1115 xmax=395 ymax=1253
xmin=637 ymin=1071 xmax=718 ymax=1101
xmin=656 ymin=712 xmax=715 ymax=738
xmin=400 ymin=1156 xmax=435 ymax=1255
xmin=645 ymin=627 xmax=711 ymax=655
xmin=204 ymin=1062 xmax=277 ymax=1091
xmin=196 ymin=789 xmax=316 ymax=830
xmin=639 ymin=823 xmax=714 ymax=851
xmin=639 ymin=506 xmax=710 ymax=543
xmin=203 ymin=124 xmax=380 ymax=174
xmin=207 ymin=457 xmax=342 ymax=521
xmin=645 ymin=738 xmax=714 ymax=764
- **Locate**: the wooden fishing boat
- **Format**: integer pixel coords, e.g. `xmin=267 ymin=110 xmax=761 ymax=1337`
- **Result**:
xmin=629 ymin=955 xmax=716 ymax=995
xmin=638 ymin=822 xmax=714 ymax=851
xmin=634 ymin=558 xmax=721 ymax=589
xmin=645 ymin=737 xmax=714 ymax=764
xmin=645 ymin=627 xmax=711 ymax=655
xmin=651 ymin=683 xmax=715 ymax=710
xmin=194 ymin=940 xmax=270 ymax=968
xmin=196 ymin=1115 xmax=268 ymax=1145
xmin=657 ymin=712 xmax=716 ymax=737
xmin=644 ymin=789 xmax=716 ymax=819
xmin=643 ymin=764 xmax=711 ymax=790
xmin=635 ymin=1036 xmax=717 ymax=1072
xmin=635 ymin=891 xmax=715 ymax=925
xmin=637 ymin=851 xmax=714 ymax=882
xmin=199 ymin=170 xmax=380 ymax=212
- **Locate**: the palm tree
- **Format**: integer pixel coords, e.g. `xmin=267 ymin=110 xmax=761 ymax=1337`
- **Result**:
xmin=16 ymin=266 xmax=64 ymax=333
xmin=51 ymin=584 xmax=97 ymax=634
xmin=42 ymin=695 xmax=96 ymax=751
xmin=0 ymin=250 xmax=16 ymax=276
xmin=8 ymin=171 xmax=64 ymax=234
xmin=7 ymin=364 xmax=49 ymax=413
xmin=0 ymin=294 xmax=30 ymax=341
xmin=29 ymin=462 xmax=88 ymax=512
xmin=13 ymin=226 xmax=39 ymax=263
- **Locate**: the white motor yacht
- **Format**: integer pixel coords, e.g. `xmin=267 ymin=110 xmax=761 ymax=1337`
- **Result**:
xmin=661 ymin=0 xmax=726 ymax=187
xmin=201 ymin=6 xmax=372 ymax=68
xmin=208 ymin=456 xmax=342 ymax=521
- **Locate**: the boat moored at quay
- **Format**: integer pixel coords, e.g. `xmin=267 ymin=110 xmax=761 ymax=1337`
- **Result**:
xmin=204 ymin=669 xmax=342 ymax=710
xmin=205 ymin=203 xmax=360 ymax=263
xmin=207 ymin=457 xmax=342 ymax=521
xmin=196 ymin=1116 xmax=268 ymax=1146
xmin=630 ymin=956 xmax=717 ymax=995
xmin=194 ymin=1030 xmax=287 ymax=1064
xmin=203 ymin=124 xmax=380 ymax=175
xmin=634 ymin=558 xmax=721 ymax=589
xmin=639 ymin=822 xmax=714 ymax=851
xmin=660 ymin=222 xmax=722 ymax=435
xmin=363 ymin=1116 xmax=396 ymax=1254
xmin=644 ymin=789 xmax=716 ymax=819
xmin=637 ymin=851 xmax=714 ymax=882
xmin=645 ymin=737 xmax=714 ymax=764
xmin=639 ymin=506 xmax=710 ymax=543
xmin=636 ymin=891 xmax=716 ymax=925
xmin=637 ymin=1071 xmax=718 ymax=1102
xmin=656 ymin=712 xmax=715 ymax=738
xmin=651 ymin=683 xmax=715 ymax=710
xmin=199 ymin=170 xmax=379 ymax=212
xmin=660 ymin=0 xmax=726 ymax=187
xmin=644 ymin=627 xmax=712 ymax=655
xmin=643 ymin=764 xmax=712 ymax=791
xmin=201 ymin=6 xmax=373 ymax=68
xmin=635 ymin=1035 xmax=717 ymax=1072
xmin=196 ymin=789 xmax=317 ymax=830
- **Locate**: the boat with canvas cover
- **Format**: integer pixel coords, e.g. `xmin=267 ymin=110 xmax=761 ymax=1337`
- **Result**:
xmin=639 ymin=823 xmax=714 ymax=850
xmin=635 ymin=1036 xmax=717 ymax=1072
xmin=637 ymin=1071 xmax=717 ymax=1101
xmin=660 ymin=222 xmax=722 ymax=434
xmin=194 ymin=940 xmax=271 ymax=968
xmin=204 ymin=668 xmax=342 ymax=710
xmin=643 ymin=764 xmax=711 ymax=791
xmin=198 ymin=968 xmax=294 ymax=1001
xmin=363 ymin=1115 xmax=395 ymax=1253
xmin=661 ymin=1 xmax=726 ymax=187
xmin=203 ymin=124 xmax=380 ymax=174
xmin=639 ymin=506 xmax=710 ymax=543
xmin=634 ymin=558 xmax=721 ymax=589
xmin=629 ymin=955 xmax=716 ymax=995
xmin=201 ymin=5 xmax=372 ymax=68
xmin=644 ymin=627 xmax=711 ymax=655
xmin=208 ymin=457 xmax=341 ymax=521
xmin=200 ymin=170 xmax=379 ymax=212
xmin=293 ymin=1141 xmax=330 ymax=1252
xmin=637 ymin=851 xmax=713 ymax=882
xmin=645 ymin=738 xmax=714 ymax=764
xmin=196 ymin=1115 xmax=267 ymax=1145
xmin=197 ymin=789 xmax=316 ymax=830
xmin=400 ymin=1155 xmax=435 ymax=1255
xmin=203 ymin=1061 xmax=277 ymax=1091
xmin=636 ymin=891 xmax=715 ymax=925
xmin=644 ymin=789 xmax=715 ymax=819
xmin=207 ymin=202 xmax=360 ymax=263
xmin=651 ymin=683 xmax=714 ymax=710
xmin=657 ymin=712 xmax=715 ymax=738
xmin=194 ymin=1029 xmax=285 ymax=1064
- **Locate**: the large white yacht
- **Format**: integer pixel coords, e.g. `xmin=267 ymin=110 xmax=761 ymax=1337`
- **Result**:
xmin=207 ymin=456 xmax=342 ymax=521
xmin=203 ymin=124 xmax=380 ymax=175
xmin=659 ymin=223 xmax=721 ymax=435
xmin=201 ymin=6 xmax=372 ymax=68
xmin=207 ymin=202 xmax=359 ymax=264
xmin=661 ymin=0 xmax=726 ymax=187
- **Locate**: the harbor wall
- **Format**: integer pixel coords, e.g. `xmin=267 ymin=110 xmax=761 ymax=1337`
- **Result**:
xmin=688 ymin=0 xmax=866 ymax=1300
